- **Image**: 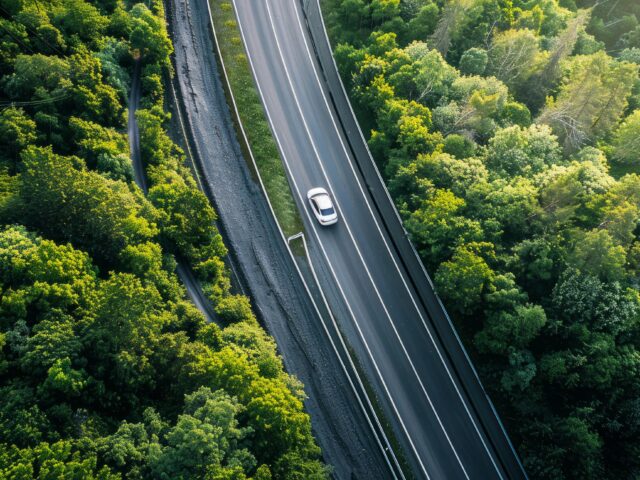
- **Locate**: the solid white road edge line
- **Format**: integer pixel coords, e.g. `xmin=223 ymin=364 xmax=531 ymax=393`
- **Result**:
xmin=233 ymin=1 xmax=437 ymax=478
xmin=263 ymin=2 xmax=470 ymax=478
xmin=290 ymin=2 xmax=503 ymax=476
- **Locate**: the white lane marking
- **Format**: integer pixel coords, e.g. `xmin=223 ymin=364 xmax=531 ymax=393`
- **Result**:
xmin=291 ymin=1 xmax=504 ymax=476
xmin=299 ymin=233 xmax=405 ymax=480
xmin=263 ymin=3 xmax=468 ymax=478
xmin=264 ymin=2 xmax=471 ymax=478
xmin=233 ymin=2 xmax=437 ymax=478
xmin=204 ymin=1 xmax=401 ymax=477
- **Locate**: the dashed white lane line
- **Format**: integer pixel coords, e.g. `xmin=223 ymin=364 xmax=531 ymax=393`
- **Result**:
xmin=289 ymin=1 xmax=503 ymax=476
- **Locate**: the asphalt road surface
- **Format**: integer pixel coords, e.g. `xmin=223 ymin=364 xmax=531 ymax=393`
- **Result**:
xmin=233 ymin=1 xmax=517 ymax=478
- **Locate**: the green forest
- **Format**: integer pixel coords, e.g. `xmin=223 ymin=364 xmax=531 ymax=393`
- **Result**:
xmin=0 ymin=0 xmax=327 ymax=478
xmin=324 ymin=0 xmax=640 ymax=478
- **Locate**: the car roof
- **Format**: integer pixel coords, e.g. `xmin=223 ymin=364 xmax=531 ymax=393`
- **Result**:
xmin=313 ymin=193 xmax=333 ymax=209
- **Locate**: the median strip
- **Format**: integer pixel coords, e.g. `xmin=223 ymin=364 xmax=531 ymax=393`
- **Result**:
xmin=209 ymin=0 xmax=303 ymax=239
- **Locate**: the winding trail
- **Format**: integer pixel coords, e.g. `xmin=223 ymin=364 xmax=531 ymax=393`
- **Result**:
xmin=127 ymin=57 xmax=219 ymax=325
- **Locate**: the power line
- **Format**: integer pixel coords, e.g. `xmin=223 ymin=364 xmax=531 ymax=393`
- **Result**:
xmin=0 ymin=91 xmax=70 ymax=109
xmin=0 ymin=4 xmax=67 ymax=58
xmin=0 ymin=20 xmax=36 ymax=55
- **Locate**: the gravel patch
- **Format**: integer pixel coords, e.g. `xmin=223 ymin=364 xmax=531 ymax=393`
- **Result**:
xmin=164 ymin=0 xmax=390 ymax=477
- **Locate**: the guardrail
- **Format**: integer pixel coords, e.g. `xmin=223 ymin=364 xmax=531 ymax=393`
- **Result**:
xmin=299 ymin=1 xmax=529 ymax=478
xmin=173 ymin=0 xmax=406 ymax=476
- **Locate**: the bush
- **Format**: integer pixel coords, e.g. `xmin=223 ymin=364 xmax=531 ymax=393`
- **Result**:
xmin=215 ymin=294 xmax=256 ymax=324
xmin=459 ymin=47 xmax=487 ymax=75
xmin=443 ymin=134 xmax=476 ymax=158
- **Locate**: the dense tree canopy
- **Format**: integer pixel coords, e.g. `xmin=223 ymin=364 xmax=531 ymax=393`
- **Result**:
xmin=0 ymin=0 xmax=327 ymax=478
xmin=325 ymin=0 xmax=640 ymax=478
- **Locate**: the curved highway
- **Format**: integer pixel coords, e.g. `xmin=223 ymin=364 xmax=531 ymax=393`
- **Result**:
xmin=232 ymin=1 xmax=524 ymax=478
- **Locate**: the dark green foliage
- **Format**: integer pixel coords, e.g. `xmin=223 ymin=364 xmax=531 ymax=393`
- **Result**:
xmin=0 ymin=1 xmax=327 ymax=478
xmin=0 ymin=440 xmax=120 ymax=479
xmin=458 ymin=47 xmax=487 ymax=75
xmin=0 ymin=107 xmax=36 ymax=170
xmin=149 ymin=180 xmax=228 ymax=282
xmin=580 ymin=0 xmax=640 ymax=51
xmin=325 ymin=1 xmax=640 ymax=478
xmin=214 ymin=295 xmax=256 ymax=324
xmin=19 ymin=146 xmax=158 ymax=266
xmin=129 ymin=3 xmax=173 ymax=67
xmin=0 ymin=226 xmax=325 ymax=478
xmin=53 ymin=0 xmax=109 ymax=45
xmin=443 ymin=133 xmax=476 ymax=158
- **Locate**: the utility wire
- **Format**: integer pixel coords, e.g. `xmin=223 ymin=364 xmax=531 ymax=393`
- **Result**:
xmin=0 ymin=20 xmax=36 ymax=55
xmin=0 ymin=92 xmax=70 ymax=108
xmin=0 ymin=4 xmax=67 ymax=58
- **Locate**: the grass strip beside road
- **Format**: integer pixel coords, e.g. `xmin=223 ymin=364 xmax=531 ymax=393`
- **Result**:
xmin=210 ymin=0 xmax=304 ymax=239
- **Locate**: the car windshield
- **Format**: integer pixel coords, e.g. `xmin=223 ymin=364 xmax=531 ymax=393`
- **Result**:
xmin=320 ymin=207 xmax=335 ymax=216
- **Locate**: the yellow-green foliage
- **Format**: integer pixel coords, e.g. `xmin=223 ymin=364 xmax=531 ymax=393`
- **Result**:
xmin=0 ymin=0 xmax=327 ymax=477
xmin=325 ymin=0 xmax=640 ymax=478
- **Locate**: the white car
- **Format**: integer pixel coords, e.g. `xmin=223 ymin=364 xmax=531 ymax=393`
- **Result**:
xmin=307 ymin=187 xmax=338 ymax=226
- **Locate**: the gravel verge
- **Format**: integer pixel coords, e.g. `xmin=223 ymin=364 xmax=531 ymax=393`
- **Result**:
xmin=164 ymin=0 xmax=390 ymax=477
